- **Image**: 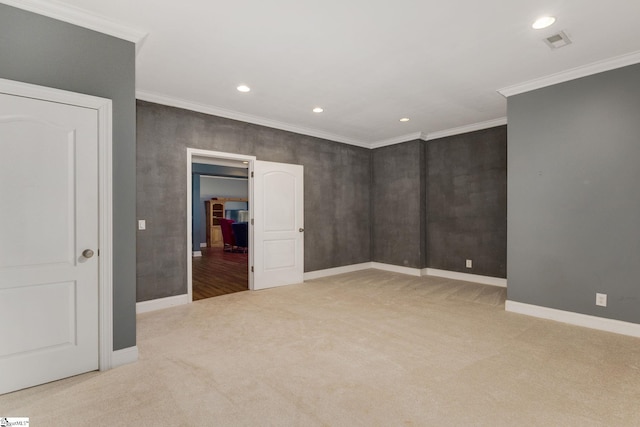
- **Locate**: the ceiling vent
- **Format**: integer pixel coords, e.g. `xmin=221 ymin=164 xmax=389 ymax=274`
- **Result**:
xmin=544 ymin=31 xmax=572 ymax=49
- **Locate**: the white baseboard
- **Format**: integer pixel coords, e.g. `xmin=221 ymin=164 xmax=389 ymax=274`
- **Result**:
xmin=111 ymin=346 xmax=138 ymax=368
xmin=304 ymin=262 xmax=373 ymax=280
xmin=192 ymin=251 xmax=202 ymax=257
xmin=371 ymin=262 xmax=422 ymax=277
xmin=136 ymin=294 xmax=190 ymax=314
xmin=200 ymin=242 xmax=207 ymax=248
xmin=506 ymin=300 xmax=640 ymax=338
xmin=424 ymin=268 xmax=507 ymax=288
xmin=304 ymin=262 xmax=506 ymax=287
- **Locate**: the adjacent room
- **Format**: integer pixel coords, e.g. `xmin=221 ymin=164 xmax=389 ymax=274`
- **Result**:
xmin=191 ymin=161 xmax=250 ymax=300
xmin=1 ymin=0 xmax=640 ymax=425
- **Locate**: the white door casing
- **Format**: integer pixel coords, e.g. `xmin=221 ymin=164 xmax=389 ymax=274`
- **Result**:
xmin=186 ymin=149 xmax=256 ymax=300
xmin=0 ymin=79 xmax=113 ymax=394
xmin=253 ymin=160 xmax=304 ymax=290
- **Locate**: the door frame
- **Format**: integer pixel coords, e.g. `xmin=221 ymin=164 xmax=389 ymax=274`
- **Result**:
xmin=0 ymin=78 xmax=114 ymax=371
xmin=186 ymin=148 xmax=256 ymax=300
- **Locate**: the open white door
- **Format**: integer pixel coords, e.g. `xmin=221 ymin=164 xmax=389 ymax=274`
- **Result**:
xmin=253 ymin=160 xmax=304 ymax=290
xmin=0 ymin=90 xmax=100 ymax=394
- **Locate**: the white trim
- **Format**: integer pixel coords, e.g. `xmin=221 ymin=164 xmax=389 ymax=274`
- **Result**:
xmin=138 ymin=91 xmax=508 ymax=150
xmin=136 ymin=294 xmax=189 ymax=314
xmin=304 ymin=262 xmax=373 ymax=280
xmin=111 ymin=346 xmax=138 ymax=368
xmin=96 ymin=93 xmax=114 ymax=372
xmin=368 ymin=132 xmax=425 ymax=149
xmin=371 ymin=262 xmax=422 ymax=277
xmin=505 ymin=300 xmax=640 ymax=339
xmin=138 ymin=91 xmax=370 ymax=148
xmin=423 ymin=117 xmax=508 ymax=141
xmin=200 ymin=175 xmax=248 ymax=182
xmin=186 ymin=148 xmax=256 ymax=299
xmin=369 ymin=118 xmax=508 ymax=149
xmin=498 ymin=50 xmax=640 ymax=97
xmin=1 ymin=0 xmax=148 ymax=49
xmin=303 ymin=263 xmax=507 ymax=288
xmin=193 ymin=155 xmax=250 ymax=168
xmin=0 ymin=78 xmax=114 ymax=371
xmin=424 ymin=268 xmax=507 ymax=287
xmin=192 ymin=251 xmax=202 ymax=257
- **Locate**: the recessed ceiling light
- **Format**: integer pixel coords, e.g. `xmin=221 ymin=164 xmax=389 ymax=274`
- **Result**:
xmin=400 ymin=118 xmax=410 ymax=122
xmin=313 ymin=107 xmax=324 ymax=113
xmin=237 ymin=85 xmax=251 ymax=92
xmin=532 ymin=16 xmax=556 ymax=30
xmin=242 ymin=161 xmax=249 ymax=164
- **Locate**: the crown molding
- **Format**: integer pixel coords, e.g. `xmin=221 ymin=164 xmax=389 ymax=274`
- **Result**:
xmin=369 ymin=132 xmax=425 ymax=149
xmin=498 ymin=50 xmax=640 ymax=97
xmin=136 ymin=90 xmax=371 ymax=148
xmin=424 ymin=117 xmax=508 ymax=141
xmin=138 ymin=90 xmax=509 ymax=150
xmin=1 ymin=0 xmax=148 ymax=48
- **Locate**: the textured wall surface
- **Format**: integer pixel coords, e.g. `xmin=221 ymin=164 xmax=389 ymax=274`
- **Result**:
xmin=0 ymin=5 xmax=137 ymax=350
xmin=508 ymin=64 xmax=640 ymax=323
xmin=136 ymin=101 xmax=371 ymax=301
xmin=427 ymin=126 xmax=507 ymax=277
xmin=371 ymin=140 xmax=426 ymax=268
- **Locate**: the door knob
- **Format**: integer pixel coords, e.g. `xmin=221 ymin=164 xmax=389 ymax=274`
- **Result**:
xmin=299 ymin=228 xmax=304 ymax=232
xmin=82 ymin=249 xmax=95 ymax=259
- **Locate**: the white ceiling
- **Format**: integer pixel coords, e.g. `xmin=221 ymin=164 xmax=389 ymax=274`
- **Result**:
xmin=19 ymin=0 xmax=640 ymax=147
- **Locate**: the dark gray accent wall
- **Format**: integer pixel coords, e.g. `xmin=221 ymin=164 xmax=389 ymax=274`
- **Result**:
xmin=136 ymin=101 xmax=371 ymax=302
xmin=371 ymin=140 xmax=426 ymax=268
xmin=371 ymin=129 xmax=506 ymax=275
xmin=507 ymin=64 xmax=640 ymax=323
xmin=427 ymin=126 xmax=507 ymax=277
xmin=0 ymin=5 xmax=137 ymax=350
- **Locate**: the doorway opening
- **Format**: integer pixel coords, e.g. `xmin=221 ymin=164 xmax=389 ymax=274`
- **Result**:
xmin=186 ymin=149 xmax=256 ymax=302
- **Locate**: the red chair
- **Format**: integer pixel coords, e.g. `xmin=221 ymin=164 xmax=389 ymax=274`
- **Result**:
xmin=218 ymin=218 xmax=235 ymax=252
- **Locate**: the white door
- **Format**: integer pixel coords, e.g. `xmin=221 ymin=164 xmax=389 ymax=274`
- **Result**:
xmin=253 ymin=160 xmax=304 ymax=290
xmin=0 ymin=92 xmax=99 ymax=394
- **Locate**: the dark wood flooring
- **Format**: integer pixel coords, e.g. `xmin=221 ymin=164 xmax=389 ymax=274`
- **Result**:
xmin=192 ymin=247 xmax=248 ymax=300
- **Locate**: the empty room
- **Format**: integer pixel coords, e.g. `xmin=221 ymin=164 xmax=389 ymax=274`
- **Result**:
xmin=1 ymin=1 xmax=639 ymax=425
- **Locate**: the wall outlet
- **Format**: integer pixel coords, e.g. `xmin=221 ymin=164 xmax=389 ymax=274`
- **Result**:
xmin=465 ymin=259 xmax=472 ymax=268
xmin=596 ymin=293 xmax=607 ymax=307
xmin=138 ymin=219 xmax=146 ymax=230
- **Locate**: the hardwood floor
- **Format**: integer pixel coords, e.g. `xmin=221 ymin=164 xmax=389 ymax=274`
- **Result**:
xmin=192 ymin=247 xmax=248 ymax=300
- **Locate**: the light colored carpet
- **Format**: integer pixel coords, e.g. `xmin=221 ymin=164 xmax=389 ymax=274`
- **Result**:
xmin=1 ymin=269 xmax=639 ymax=426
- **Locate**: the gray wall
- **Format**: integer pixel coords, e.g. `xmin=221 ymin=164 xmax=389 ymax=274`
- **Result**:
xmin=370 ymin=129 xmax=507 ymax=276
xmin=136 ymin=101 xmax=371 ymax=302
xmin=371 ymin=140 xmax=426 ymax=268
xmin=507 ymin=64 xmax=640 ymax=323
xmin=0 ymin=5 xmax=137 ymax=350
xmin=427 ymin=126 xmax=507 ymax=277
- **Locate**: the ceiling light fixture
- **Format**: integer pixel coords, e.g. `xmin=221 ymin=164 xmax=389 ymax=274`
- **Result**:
xmin=532 ymin=16 xmax=556 ymax=30
xmin=237 ymin=85 xmax=251 ymax=92
xmin=313 ymin=107 xmax=324 ymax=113
xmin=400 ymin=118 xmax=410 ymax=122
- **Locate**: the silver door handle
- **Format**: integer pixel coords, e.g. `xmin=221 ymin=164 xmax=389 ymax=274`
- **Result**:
xmin=299 ymin=228 xmax=304 ymax=232
xmin=82 ymin=249 xmax=95 ymax=259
